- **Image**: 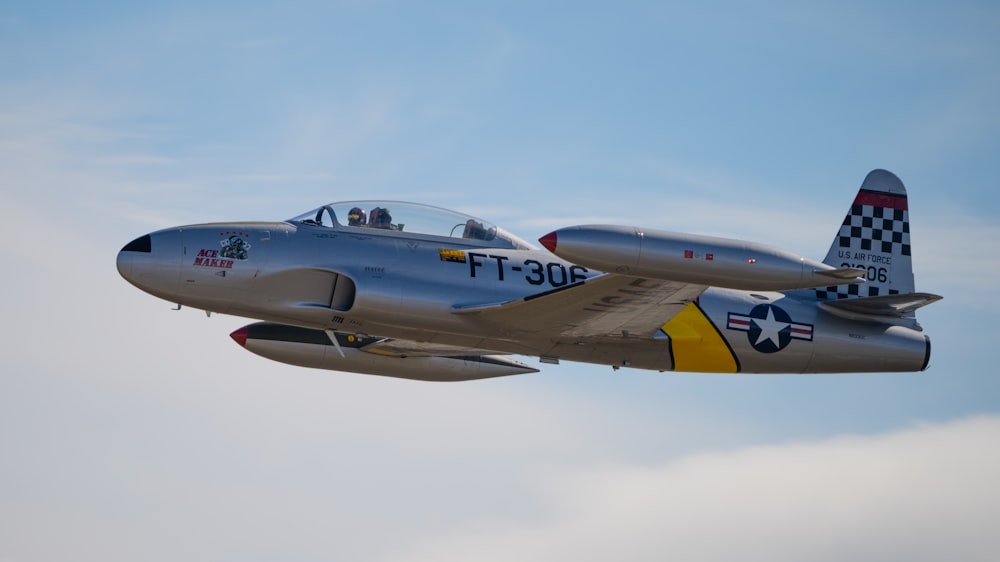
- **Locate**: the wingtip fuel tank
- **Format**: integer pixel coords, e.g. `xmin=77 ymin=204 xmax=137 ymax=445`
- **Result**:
xmin=232 ymin=323 xmax=539 ymax=382
xmin=540 ymin=225 xmax=865 ymax=291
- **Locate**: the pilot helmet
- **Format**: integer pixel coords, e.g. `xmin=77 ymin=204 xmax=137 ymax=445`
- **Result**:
xmin=369 ymin=207 xmax=392 ymax=228
xmin=347 ymin=207 xmax=366 ymax=226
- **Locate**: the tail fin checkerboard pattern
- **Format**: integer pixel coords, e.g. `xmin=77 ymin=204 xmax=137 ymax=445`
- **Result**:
xmin=816 ymin=169 xmax=915 ymax=300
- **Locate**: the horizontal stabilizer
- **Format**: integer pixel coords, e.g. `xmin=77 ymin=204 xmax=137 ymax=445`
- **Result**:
xmin=820 ymin=292 xmax=943 ymax=317
xmin=814 ymin=267 xmax=866 ymax=281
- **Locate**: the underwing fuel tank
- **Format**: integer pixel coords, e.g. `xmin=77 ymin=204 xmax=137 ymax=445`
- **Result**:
xmin=231 ymin=323 xmax=539 ymax=382
xmin=539 ymin=226 xmax=864 ymax=291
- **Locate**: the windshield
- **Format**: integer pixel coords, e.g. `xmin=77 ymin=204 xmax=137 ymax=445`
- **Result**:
xmin=288 ymin=200 xmax=533 ymax=249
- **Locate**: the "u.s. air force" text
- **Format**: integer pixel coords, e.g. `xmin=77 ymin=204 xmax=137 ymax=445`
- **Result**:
xmin=837 ymin=250 xmax=892 ymax=265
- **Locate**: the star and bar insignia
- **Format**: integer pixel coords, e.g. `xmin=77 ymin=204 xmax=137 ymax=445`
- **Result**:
xmin=727 ymin=304 xmax=813 ymax=354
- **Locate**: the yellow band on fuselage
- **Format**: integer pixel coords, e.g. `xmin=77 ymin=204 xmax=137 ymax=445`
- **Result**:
xmin=661 ymin=303 xmax=738 ymax=373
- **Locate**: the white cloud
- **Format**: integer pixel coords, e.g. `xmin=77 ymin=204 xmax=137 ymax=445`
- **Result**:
xmin=392 ymin=415 xmax=1000 ymax=562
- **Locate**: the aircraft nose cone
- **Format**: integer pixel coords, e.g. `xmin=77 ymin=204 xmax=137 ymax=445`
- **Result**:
xmin=116 ymin=230 xmax=183 ymax=300
xmin=116 ymin=234 xmax=152 ymax=281
xmin=116 ymin=248 xmax=133 ymax=279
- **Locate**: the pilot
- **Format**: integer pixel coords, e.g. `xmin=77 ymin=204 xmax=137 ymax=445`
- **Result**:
xmin=347 ymin=207 xmax=367 ymax=227
xmin=369 ymin=207 xmax=393 ymax=229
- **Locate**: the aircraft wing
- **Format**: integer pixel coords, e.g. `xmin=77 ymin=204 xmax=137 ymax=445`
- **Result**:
xmin=454 ymin=273 xmax=707 ymax=340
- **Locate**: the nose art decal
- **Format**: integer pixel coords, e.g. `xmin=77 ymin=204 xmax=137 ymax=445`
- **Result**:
xmin=220 ymin=232 xmax=252 ymax=260
xmin=193 ymin=232 xmax=252 ymax=269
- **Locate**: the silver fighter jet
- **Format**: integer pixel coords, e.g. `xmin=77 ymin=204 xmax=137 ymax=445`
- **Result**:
xmin=117 ymin=169 xmax=941 ymax=381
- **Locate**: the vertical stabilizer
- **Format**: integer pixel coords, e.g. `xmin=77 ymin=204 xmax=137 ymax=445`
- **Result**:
xmin=816 ymin=169 xmax=914 ymax=300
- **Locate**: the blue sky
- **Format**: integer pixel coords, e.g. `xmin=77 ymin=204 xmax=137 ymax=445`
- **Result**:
xmin=2 ymin=1 xmax=1000 ymax=560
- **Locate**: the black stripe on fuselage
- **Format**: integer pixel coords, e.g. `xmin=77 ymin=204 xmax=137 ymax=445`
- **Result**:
xmin=245 ymin=323 xmax=371 ymax=348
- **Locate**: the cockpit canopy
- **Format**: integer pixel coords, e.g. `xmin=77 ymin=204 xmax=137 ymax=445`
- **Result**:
xmin=288 ymin=200 xmax=534 ymax=249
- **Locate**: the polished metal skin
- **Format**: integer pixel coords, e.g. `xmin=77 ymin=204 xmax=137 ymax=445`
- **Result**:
xmin=538 ymin=226 xmax=864 ymax=291
xmin=230 ymin=323 xmax=538 ymax=381
xmin=117 ymin=172 xmax=940 ymax=380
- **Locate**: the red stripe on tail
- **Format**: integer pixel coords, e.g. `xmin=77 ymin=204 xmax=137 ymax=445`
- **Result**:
xmin=853 ymin=189 xmax=908 ymax=210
